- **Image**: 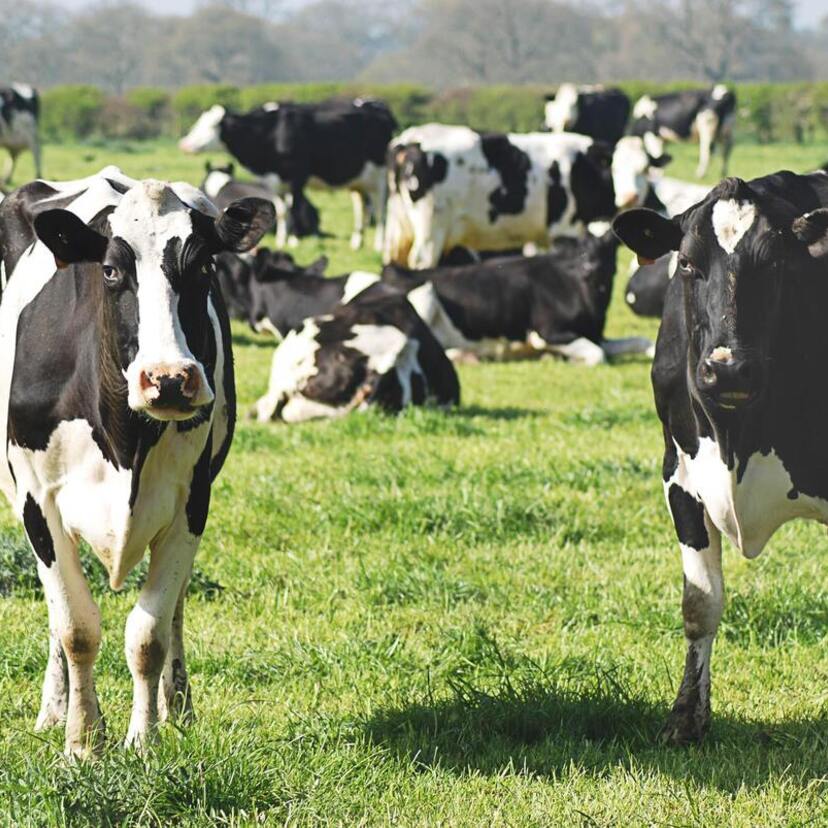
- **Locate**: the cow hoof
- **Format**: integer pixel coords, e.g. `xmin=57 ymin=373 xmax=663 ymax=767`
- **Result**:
xmin=659 ymin=709 xmax=709 ymax=746
xmin=350 ymin=233 xmax=363 ymax=250
xmin=35 ymin=704 xmax=66 ymax=731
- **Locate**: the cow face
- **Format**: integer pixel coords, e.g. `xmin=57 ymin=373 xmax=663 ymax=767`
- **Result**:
xmin=179 ymin=105 xmax=226 ymax=153
xmin=614 ymin=177 xmax=828 ymax=414
xmin=611 ymin=136 xmax=671 ymax=209
xmin=35 ymin=181 xmax=274 ymax=421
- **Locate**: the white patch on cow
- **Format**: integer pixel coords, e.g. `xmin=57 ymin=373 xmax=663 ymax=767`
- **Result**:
xmin=544 ymin=83 xmax=579 ymax=132
xmin=694 ymin=108 xmax=720 ymax=177
xmin=179 ymin=105 xmax=225 ymax=153
xmin=261 ymin=101 xmax=279 ymax=112
xmin=633 ymin=95 xmax=658 ymax=120
xmin=109 ymin=180 xmax=214 ymax=413
xmin=342 ymin=271 xmax=380 ymax=304
xmin=601 ymin=337 xmax=655 ymax=360
xmin=649 ymin=173 xmax=711 ymax=217
xmin=11 ymin=83 xmax=34 ymax=99
xmin=626 ymin=291 xmax=636 ymax=305
xmin=404 ymin=281 xmax=471 ymax=352
xmin=711 ymin=84 xmax=728 ymax=101
xmin=253 ymin=317 xmax=284 ymax=341
xmin=347 ymin=324 xmax=409 ymax=375
xmin=611 ymin=136 xmax=651 ymax=208
xmin=642 ymin=132 xmax=665 ymax=160
xmin=712 ymin=198 xmax=756 ymax=254
xmin=708 ymin=346 xmax=733 ymax=364
xmin=545 ymin=336 xmax=606 ymax=365
xmin=202 ymin=169 xmax=232 ymax=200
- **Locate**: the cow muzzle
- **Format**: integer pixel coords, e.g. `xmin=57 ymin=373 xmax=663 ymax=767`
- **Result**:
xmin=696 ymin=347 xmax=761 ymax=411
xmin=131 ymin=362 xmax=214 ymax=420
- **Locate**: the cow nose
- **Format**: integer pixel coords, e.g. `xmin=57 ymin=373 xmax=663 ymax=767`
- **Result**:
xmin=699 ymin=351 xmax=758 ymax=408
xmin=139 ymin=365 xmax=202 ymax=409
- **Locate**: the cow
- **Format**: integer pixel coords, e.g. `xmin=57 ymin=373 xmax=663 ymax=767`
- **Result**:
xmin=200 ymin=161 xmax=321 ymax=239
xmin=612 ymin=170 xmax=828 ymax=745
xmin=252 ymin=290 xmax=460 ymax=423
xmin=382 ymin=228 xmax=652 ymax=364
xmin=383 ymin=124 xmax=627 ymax=269
xmin=629 ymin=85 xmax=736 ymax=178
xmin=180 ymin=98 xmax=396 ymax=251
xmin=544 ymin=84 xmax=631 ymax=146
xmin=215 ymin=248 xmax=328 ymax=323
xmin=0 ymin=166 xmax=273 ymax=756
xmin=0 ymin=84 xmax=41 ymax=185
xmin=624 ymin=252 xmax=676 ymax=318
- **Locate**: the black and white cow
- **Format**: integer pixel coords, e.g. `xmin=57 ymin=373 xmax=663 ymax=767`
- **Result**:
xmin=200 ymin=161 xmax=321 ymax=239
xmin=180 ymin=98 xmax=396 ymax=251
xmin=629 ymin=85 xmax=736 ymax=178
xmin=0 ymin=85 xmax=41 ymax=184
xmin=544 ymin=84 xmax=631 ymax=146
xmin=382 ymin=229 xmax=652 ymax=364
xmin=252 ymin=290 xmax=460 ymax=423
xmin=0 ymin=166 xmax=273 ymax=756
xmin=612 ymin=170 xmax=828 ymax=744
xmin=624 ymin=252 xmax=675 ymax=318
xmin=383 ymin=124 xmax=625 ymax=269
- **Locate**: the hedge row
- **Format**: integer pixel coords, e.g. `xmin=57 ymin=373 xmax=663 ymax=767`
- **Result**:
xmin=39 ymin=81 xmax=828 ymax=144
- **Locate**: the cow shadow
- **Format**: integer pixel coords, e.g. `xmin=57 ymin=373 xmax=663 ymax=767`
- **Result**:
xmin=363 ymin=672 xmax=828 ymax=792
xmin=450 ymin=405 xmax=544 ymax=422
xmin=232 ymin=331 xmax=275 ymax=349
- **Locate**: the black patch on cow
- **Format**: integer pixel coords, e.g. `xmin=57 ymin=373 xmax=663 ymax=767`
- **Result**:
xmin=23 ymin=494 xmax=55 ymax=567
xmin=546 ymin=161 xmax=568 ymax=227
xmin=186 ymin=434 xmax=212 ymax=537
xmin=128 ymin=424 xmax=166 ymax=510
xmin=304 ymin=343 xmax=368 ymax=407
xmin=161 ymin=236 xmax=184 ymax=292
xmin=372 ymin=368 xmax=404 ymax=412
xmin=207 ymin=278 xmax=236 ymax=481
xmin=392 ymin=143 xmax=448 ymax=202
xmin=668 ymin=484 xmax=709 ymax=550
xmin=105 ymin=178 xmax=131 ymax=195
xmin=570 ymin=145 xmax=615 ymax=224
xmin=480 ymin=133 xmax=530 ymax=223
xmin=787 ymin=487 xmax=799 ymax=500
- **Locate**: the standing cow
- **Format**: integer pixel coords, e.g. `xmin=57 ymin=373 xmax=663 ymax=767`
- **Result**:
xmin=384 ymin=124 xmax=625 ymax=269
xmin=180 ymin=98 xmax=396 ymax=251
xmin=0 ymin=85 xmax=41 ymax=184
xmin=544 ymin=84 xmax=631 ymax=146
xmin=629 ymin=85 xmax=736 ymax=178
xmin=0 ymin=166 xmax=273 ymax=756
xmin=613 ymin=171 xmax=828 ymax=744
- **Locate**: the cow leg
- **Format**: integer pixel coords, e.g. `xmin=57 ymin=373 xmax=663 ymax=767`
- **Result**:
xmin=719 ymin=117 xmax=735 ymax=177
xmin=695 ymin=111 xmax=718 ymax=178
xmin=158 ymin=570 xmax=194 ymax=724
xmin=373 ymin=175 xmax=388 ymax=253
xmin=601 ymin=337 xmax=656 ymax=360
xmin=35 ymin=595 xmax=68 ymax=731
xmin=125 ymin=513 xmax=200 ymax=749
xmin=350 ymin=190 xmax=366 ymax=250
xmin=662 ymin=490 xmax=723 ymax=745
xmin=273 ymin=193 xmax=289 ymax=248
xmin=33 ymin=519 xmax=104 ymax=758
xmin=31 ymin=135 xmax=42 ymax=179
xmin=3 ymin=149 xmax=18 ymax=185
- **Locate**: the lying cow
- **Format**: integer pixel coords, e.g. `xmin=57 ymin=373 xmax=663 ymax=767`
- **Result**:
xmin=613 ymin=170 xmax=828 ymax=744
xmin=253 ymin=290 xmax=460 ymax=423
xmin=624 ymin=252 xmax=676 ymax=318
xmin=544 ymin=84 xmax=630 ymax=146
xmin=629 ymin=85 xmax=736 ymax=178
xmin=0 ymin=166 xmax=273 ymax=756
xmin=180 ymin=98 xmax=396 ymax=250
xmin=384 ymin=124 xmax=626 ymax=269
xmin=215 ymin=248 xmax=328 ymax=323
xmin=382 ymin=229 xmax=652 ymax=365
xmin=0 ymin=84 xmax=41 ymax=184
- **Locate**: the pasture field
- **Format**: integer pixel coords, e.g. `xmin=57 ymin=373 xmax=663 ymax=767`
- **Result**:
xmin=0 ymin=141 xmax=828 ymax=826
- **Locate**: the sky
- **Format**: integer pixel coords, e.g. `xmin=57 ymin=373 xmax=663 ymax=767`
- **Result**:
xmin=48 ymin=0 xmax=828 ymax=27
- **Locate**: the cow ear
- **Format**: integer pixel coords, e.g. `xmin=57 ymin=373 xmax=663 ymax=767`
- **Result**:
xmin=215 ymin=198 xmax=275 ymax=253
xmin=613 ymin=208 xmax=683 ymax=263
xmin=647 ymin=152 xmax=673 ymax=168
xmin=34 ymin=209 xmax=108 ymax=267
xmin=306 ymin=255 xmax=328 ymax=275
xmin=793 ymin=208 xmax=828 ymax=259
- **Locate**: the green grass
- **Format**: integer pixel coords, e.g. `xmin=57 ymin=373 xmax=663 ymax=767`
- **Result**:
xmin=1 ymin=139 xmax=828 ymax=825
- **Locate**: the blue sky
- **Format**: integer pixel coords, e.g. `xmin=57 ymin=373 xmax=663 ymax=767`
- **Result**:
xmin=52 ymin=0 xmax=827 ymax=27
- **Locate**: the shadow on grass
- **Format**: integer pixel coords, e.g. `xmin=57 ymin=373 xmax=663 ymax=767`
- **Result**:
xmin=450 ymin=405 xmax=544 ymax=422
xmin=232 ymin=331 xmax=275 ymax=349
xmin=364 ymin=660 xmax=828 ymax=791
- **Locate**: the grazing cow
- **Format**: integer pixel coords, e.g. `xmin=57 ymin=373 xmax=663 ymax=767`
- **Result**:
xmin=382 ymin=229 xmax=653 ymax=364
xmin=215 ymin=248 xmax=328 ymax=323
xmin=0 ymin=85 xmax=41 ymax=184
xmin=0 ymin=166 xmax=273 ymax=756
xmin=252 ymin=290 xmax=460 ymax=423
xmin=180 ymin=98 xmax=396 ymax=250
xmin=629 ymin=85 xmax=736 ymax=178
xmin=612 ymin=171 xmax=828 ymax=744
xmin=384 ymin=124 xmax=623 ymax=269
xmin=544 ymin=84 xmax=631 ymax=145
xmin=200 ymin=161 xmax=321 ymax=238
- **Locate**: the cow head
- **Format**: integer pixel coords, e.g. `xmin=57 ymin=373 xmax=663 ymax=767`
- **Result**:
xmin=544 ymin=83 xmax=579 ymax=132
xmin=35 ymin=180 xmax=274 ymax=421
xmin=611 ymin=136 xmax=672 ymax=209
xmin=613 ymin=175 xmax=828 ymax=414
xmin=179 ymin=105 xmax=226 ymax=153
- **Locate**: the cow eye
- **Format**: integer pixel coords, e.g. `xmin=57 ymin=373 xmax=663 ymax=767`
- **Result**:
xmin=102 ymin=264 xmax=121 ymax=286
xmin=678 ymin=256 xmax=698 ymax=277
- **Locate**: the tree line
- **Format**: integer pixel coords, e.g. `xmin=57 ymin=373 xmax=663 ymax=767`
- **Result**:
xmin=0 ymin=0 xmax=823 ymax=94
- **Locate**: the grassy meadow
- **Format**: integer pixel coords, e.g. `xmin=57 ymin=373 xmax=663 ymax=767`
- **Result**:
xmin=0 ymin=140 xmax=828 ymax=825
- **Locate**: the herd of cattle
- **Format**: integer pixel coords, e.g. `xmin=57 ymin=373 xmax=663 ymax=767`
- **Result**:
xmin=2 ymin=79 xmax=828 ymax=757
